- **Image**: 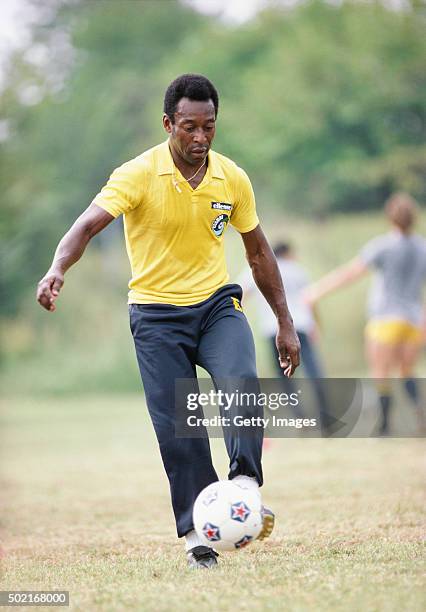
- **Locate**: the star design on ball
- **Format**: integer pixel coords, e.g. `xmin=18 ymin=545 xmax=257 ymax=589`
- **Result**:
xmin=235 ymin=535 xmax=253 ymax=549
xmin=202 ymin=522 xmax=221 ymax=541
xmin=230 ymin=501 xmax=251 ymax=523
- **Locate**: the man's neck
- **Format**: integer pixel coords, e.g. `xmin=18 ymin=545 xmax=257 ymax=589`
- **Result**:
xmin=168 ymin=143 xmax=208 ymax=188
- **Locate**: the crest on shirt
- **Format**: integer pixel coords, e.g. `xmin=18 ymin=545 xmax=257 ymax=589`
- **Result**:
xmin=211 ymin=213 xmax=229 ymax=237
xmin=211 ymin=202 xmax=233 ymax=211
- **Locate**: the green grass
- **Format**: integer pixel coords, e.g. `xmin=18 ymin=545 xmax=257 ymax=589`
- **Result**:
xmin=1 ymin=396 xmax=425 ymax=611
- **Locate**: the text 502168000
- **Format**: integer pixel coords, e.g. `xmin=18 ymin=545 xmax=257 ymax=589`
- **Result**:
xmin=0 ymin=591 xmax=69 ymax=606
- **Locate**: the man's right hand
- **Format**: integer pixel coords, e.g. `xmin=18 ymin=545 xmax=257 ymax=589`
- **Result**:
xmin=37 ymin=270 xmax=64 ymax=312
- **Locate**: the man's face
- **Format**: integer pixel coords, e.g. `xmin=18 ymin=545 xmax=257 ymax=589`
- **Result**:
xmin=163 ymin=97 xmax=216 ymax=166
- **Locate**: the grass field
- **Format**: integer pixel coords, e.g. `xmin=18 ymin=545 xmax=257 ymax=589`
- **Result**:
xmin=1 ymin=396 xmax=425 ymax=611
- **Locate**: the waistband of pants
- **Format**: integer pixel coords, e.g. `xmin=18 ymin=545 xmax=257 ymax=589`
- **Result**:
xmin=129 ymin=283 xmax=243 ymax=312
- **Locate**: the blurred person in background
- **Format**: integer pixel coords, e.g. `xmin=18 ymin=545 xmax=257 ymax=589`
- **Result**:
xmin=306 ymin=193 xmax=426 ymax=435
xmin=241 ymin=242 xmax=330 ymax=433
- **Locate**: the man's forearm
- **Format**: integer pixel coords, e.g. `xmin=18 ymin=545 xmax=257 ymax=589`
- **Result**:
xmin=50 ymin=221 xmax=92 ymax=274
xmin=244 ymin=231 xmax=300 ymax=374
xmin=37 ymin=220 xmax=92 ymax=312
xmin=37 ymin=203 xmax=114 ymax=311
xmin=241 ymin=225 xmax=300 ymax=374
xmin=48 ymin=204 xmax=114 ymax=274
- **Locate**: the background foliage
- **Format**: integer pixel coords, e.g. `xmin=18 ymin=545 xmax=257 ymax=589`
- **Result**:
xmin=1 ymin=0 xmax=425 ymax=388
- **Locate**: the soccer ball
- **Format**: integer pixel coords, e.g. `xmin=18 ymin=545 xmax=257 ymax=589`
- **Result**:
xmin=193 ymin=480 xmax=263 ymax=551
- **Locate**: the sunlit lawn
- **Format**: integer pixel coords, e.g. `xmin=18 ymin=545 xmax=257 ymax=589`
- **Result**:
xmin=1 ymin=396 xmax=424 ymax=611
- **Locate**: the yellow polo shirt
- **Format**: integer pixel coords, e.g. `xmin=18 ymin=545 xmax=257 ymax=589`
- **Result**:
xmin=93 ymin=140 xmax=259 ymax=305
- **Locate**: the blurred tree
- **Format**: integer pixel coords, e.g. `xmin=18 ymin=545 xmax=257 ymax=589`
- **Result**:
xmin=0 ymin=0 xmax=207 ymax=316
xmin=181 ymin=0 xmax=426 ymax=215
xmin=0 ymin=0 xmax=425 ymax=317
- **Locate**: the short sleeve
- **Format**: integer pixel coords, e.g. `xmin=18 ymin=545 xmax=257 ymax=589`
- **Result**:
xmin=92 ymin=157 xmax=147 ymax=218
xmin=360 ymin=236 xmax=387 ymax=269
xmin=230 ymin=167 xmax=259 ymax=233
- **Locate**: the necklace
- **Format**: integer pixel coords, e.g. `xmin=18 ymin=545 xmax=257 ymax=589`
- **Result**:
xmin=172 ymin=159 xmax=206 ymax=193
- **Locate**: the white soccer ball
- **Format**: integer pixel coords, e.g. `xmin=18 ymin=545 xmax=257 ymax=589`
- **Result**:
xmin=193 ymin=480 xmax=263 ymax=551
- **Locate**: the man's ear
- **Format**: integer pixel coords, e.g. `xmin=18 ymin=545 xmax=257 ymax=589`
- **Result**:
xmin=163 ymin=113 xmax=173 ymax=134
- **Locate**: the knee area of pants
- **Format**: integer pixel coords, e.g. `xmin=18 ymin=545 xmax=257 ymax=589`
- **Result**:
xmin=215 ymin=366 xmax=258 ymax=379
xmin=159 ymin=438 xmax=212 ymax=465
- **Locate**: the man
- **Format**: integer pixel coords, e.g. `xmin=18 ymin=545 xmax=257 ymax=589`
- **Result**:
xmin=37 ymin=74 xmax=300 ymax=568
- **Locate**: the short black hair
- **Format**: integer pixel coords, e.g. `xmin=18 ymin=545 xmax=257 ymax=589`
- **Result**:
xmin=273 ymin=242 xmax=291 ymax=257
xmin=163 ymin=74 xmax=219 ymax=122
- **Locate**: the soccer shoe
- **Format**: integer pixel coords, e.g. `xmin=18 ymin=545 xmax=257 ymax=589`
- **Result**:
xmin=257 ymin=506 xmax=275 ymax=541
xmin=187 ymin=546 xmax=219 ymax=569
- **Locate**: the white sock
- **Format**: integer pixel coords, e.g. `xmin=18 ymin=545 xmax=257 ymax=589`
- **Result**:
xmin=232 ymin=475 xmax=260 ymax=491
xmin=185 ymin=529 xmax=206 ymax=551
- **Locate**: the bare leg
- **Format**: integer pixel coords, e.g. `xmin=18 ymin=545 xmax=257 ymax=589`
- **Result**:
xmin=365 ymin=337 xmax=399 ymax=379
xmin=365 ymin=338 xmax=399 ymax=435
xmin=399 ymin=342 xmax=422 ymax=378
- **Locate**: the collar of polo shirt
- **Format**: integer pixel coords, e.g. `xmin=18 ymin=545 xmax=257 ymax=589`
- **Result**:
xmin=157 ymin=140 xmax=225 ymax=181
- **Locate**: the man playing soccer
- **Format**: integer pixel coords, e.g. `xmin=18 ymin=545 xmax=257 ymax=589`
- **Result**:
xmin=37 ymin=74 xmax=300 ymax=568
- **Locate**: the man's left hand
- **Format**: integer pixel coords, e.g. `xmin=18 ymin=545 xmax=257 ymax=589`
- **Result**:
xmin=276 ymin=321 xmax=301 ymax=377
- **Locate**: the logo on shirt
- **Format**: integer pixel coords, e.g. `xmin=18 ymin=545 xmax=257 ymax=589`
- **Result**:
xmin=211 ymin=213 xmax=229 ymax=237
xmin=211 ymin=202 xmax=233 ymax=211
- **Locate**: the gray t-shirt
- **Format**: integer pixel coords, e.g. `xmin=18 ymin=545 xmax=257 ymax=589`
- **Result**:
xmin=360 ymin=232 xmax=426 ymax=325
